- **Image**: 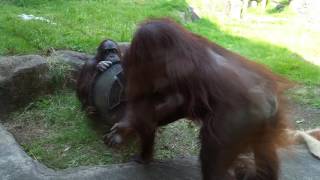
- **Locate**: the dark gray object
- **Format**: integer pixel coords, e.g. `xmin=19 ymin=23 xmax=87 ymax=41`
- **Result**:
xmin=92 ymin=63 xmax=126 ymax=125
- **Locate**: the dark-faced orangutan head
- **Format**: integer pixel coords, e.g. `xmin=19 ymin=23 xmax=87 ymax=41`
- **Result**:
xmin=97 ymin=40 xmax=121 ymax=62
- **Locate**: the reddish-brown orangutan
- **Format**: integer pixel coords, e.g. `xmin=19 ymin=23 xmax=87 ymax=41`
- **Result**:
xmin=106 ymin=18 xmax=290 ymax=180
xmin=76 ymin=39 xmax=121 ymax=115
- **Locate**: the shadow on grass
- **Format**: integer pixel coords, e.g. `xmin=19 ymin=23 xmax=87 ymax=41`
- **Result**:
xmin=1 ymin=0 xmax=62 ymax=7
xmin=266 ymin=1 xmax=290 ymax=14
xmin=184 ymin=18 xmax=320 ymax=85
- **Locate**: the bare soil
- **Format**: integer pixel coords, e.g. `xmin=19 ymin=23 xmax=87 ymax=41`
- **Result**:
xmin=289 ymin=102 xmax=320 ymax=130
xmin=2 ymin=118 xmax=49 ymax=144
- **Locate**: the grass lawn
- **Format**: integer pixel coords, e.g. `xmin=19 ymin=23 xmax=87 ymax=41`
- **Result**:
xmin=1 ymin=0 xmax=319 ymax=85
xmin=1 ymin=0 xmax=320 ymax=169
xmin=0 ymin=0 xmax=189 ymax=54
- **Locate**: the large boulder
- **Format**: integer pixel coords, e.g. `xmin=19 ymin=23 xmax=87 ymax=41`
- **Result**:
xmin=50 ymin=50 xmax=92 ymax=71
xmin=0 ymin=55 xmax=49 ymax=116
xmin=49 ymin=50 xmax=93 ymax=88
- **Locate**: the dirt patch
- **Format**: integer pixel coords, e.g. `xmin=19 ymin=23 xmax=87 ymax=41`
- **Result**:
xmin=286 ymin=85 xmax=320 ymax=130
xmin=2 ymin=118 xmax=49 ymax=145
xmin=288 ymin=102 xmax=320 ymax=130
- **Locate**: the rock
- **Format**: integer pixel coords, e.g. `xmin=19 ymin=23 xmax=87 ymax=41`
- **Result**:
xmin=51 ymin=43 xmax=129 ymax=71
xmin=0 ymin=55 xmax=49 ymax=116
xmin=0 ymin=124 xmax=319 ymax=180
xmin=50 ymin=50 xmax=93 ymax=71
xmin=50 ymin=42 xmax=130 ymax=69
xmin=48 ymin=50 xmax=93 ymax=88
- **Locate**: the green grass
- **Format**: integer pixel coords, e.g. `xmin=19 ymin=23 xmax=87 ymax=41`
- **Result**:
xmin=47 ymin=56 xmax=74 ymax=89
xmin=1 ymin=0 xmax=319 ymax=85
xmin=187 ymin=0 xmax=320 ymax=85
xmin=188 ymin=20 xmax=320 ymax=86
xmin=7 ymin=90 xmax=120 ymax=169
xmin=0 ymin=0 xmax=188 ymax=55
xmin=8 ymin=90 xmax=199 ymax=169
xmin=287 ymin=86 xmax=320 ymax=108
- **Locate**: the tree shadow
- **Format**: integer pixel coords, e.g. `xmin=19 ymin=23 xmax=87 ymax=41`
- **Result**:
xmin=182 ymin=16 xmax=319 ymax=85
xmin=1 ymin=0 xmax=54 ymax=7
xmin=264 ymin=0 xmax=292 ymax=14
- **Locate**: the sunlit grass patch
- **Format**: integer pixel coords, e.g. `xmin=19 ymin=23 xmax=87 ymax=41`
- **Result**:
xmin=0 ymin=0 xmax=189 ymax=54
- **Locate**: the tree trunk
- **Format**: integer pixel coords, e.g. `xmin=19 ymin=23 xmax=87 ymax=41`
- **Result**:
xmin=261 ymin=0 xmax=268 ymax=9
xmin=242 ymin=0 xmax=250 ymax=17
xmin=228 ymin=0 xmax=243 ymax=19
